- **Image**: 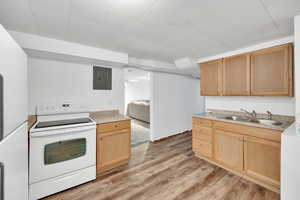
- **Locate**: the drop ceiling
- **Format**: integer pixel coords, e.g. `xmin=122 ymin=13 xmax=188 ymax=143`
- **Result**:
xmin=0 ymin=0 xmax=299 ymax=64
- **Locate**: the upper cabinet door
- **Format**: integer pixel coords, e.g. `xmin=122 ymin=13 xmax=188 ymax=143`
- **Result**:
xmin=200 ymin=59 xmax=222 ymax=96
xmin=223 ymin=54 xmax=250 ymax=96
xmin=251 ymin=44 xmax=293 ymax=96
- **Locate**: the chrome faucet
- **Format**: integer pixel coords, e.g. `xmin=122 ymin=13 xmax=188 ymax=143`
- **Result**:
xmin=240 ymin=108 xmax=257 ymax=121
xmin=266 ymin=111 xmax=272 ymax=120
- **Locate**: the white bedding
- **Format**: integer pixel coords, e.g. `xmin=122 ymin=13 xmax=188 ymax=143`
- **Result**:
xmin=127 ymin=100 xmax=150 ymax=123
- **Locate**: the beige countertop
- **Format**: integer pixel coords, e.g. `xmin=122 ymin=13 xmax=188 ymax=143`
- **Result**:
xmin=28 ymin=115 xmax=37 ymax=131
xmin=27 ymin=110 xmax=130 ymax=131
xmin=193 ymin=109 xmax=294 ymax=131
xmin=90 ymin=110 xmax=131 ymax=124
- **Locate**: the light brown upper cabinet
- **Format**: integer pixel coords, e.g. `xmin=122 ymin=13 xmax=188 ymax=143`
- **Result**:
xmin=199 ymin=43 xmax=293 ymax=97
xmin=223 ymin=54 xmax=250 ymax=96
xmin=200 ymin=59 xmax=222 ymax=96
xmin=251 ymin=44 xmax=293 ymax=96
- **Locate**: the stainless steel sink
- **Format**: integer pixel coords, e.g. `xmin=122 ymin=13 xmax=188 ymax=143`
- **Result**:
xmin=257 ymin=119 xmax=282 ymax=126
xmin=221 ymin=116 xmax=251 ymax=122
xmin=220 ymin=116 xmax=282 ymax=126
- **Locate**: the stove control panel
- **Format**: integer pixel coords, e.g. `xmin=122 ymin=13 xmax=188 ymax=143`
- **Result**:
xmin=36 ymin=104 xmax=90 ymax=115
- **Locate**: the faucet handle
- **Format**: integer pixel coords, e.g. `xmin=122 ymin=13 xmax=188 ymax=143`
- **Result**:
xmin=252 ymin=110 xmax=257 ymax=117
xmin=266 ymin=111 xmax=272 ymax=120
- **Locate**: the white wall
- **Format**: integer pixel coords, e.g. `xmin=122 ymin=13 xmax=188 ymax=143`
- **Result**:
xmin=28 ymin=58 xmax=124 ymax=115
xmin=206 ymin=96 xmax=295 ymax=116
xmin=295 ymin=15 xmax=300 ymax=114
xmin=125 ymin=80 xmax=150 ymax=113
xmin=281 ymin=15 xmax=300 ymax=200
xmin=150 ymin=72 xmax=205 ymax=141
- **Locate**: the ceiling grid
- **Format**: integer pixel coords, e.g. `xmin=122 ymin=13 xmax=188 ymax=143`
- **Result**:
xmin=0 ymin=0 xmax=299 ymax=69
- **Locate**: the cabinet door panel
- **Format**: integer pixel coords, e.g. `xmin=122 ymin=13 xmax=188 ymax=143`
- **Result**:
xmin=200 ymin=59 xmax=222 ymax=96
xmin=214 ymin=130 xmax=244 ymax=172
xmin=97 ymin=129 xmax=131 ymax=173
xmin=251 ymin=44 xmax=292 ymax=96
xmin=244 ymin=136 xmax=280 ymax=187
xmin=223 ymin=54 xmax=250 ymax=96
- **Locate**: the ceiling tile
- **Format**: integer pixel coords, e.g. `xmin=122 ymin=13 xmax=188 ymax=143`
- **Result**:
xmin=0 ymin=0 xmax=37 ymax=33
xmin=0 ymin=0 xmax=299 ymax=65
xmin=68 ymin=15 xmax=124 ymax=51
xmin=29 ymin=0 xmax=71 ymax=39
xmin=262 ymin=0 xmax=300 ymax=35
xmin=135 ymin=0 xmax=280 ymax=58
xmin=71 ymin=0 xmax=157 ymax=30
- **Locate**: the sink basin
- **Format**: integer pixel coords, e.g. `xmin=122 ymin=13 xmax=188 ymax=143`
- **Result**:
xmin=222 ymin=116 xmax=250 ymax=122
xmin=257 ymin=119 xmax=282 ymax=126
xmin=221 ymin=116 xmax=282 ymax=126
xmin=223 ymin=116 xmax=238 ymax=120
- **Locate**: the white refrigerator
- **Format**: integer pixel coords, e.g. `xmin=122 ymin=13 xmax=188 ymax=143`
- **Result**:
xmin=0 ymin=24 xmax=28 ymax=200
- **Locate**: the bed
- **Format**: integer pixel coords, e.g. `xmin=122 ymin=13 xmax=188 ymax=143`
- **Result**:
xmin=127 ymin=100 xmax=150 ymax=123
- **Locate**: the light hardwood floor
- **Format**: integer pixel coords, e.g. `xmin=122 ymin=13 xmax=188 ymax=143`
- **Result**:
xmin=43 ymin=132 xmax=279 ymax=200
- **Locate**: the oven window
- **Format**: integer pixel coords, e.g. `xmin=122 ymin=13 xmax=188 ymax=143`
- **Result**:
xmin=44 ymin=138 xmax=86 ymax=165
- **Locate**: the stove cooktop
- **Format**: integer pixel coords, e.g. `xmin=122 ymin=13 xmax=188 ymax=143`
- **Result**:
xmin=35 ymin=118 xmax=93 ymax=129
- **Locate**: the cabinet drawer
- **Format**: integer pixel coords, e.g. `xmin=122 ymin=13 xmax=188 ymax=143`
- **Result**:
xmin=193 ymin=117 xmax=212 ymax=128
xmin=192 ymin=127 xmax=212 ymax=143
xmin=214 ymin=121 xmax=282 ymax=142
xmin=192 ymin=139 xmax=212 ymax=158
xmin=97 ymin=120 xmax=131 ymax=133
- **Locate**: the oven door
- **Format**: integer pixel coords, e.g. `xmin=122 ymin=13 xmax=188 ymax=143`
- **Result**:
xmin=29 ymin=125 xmax=96 ymax=184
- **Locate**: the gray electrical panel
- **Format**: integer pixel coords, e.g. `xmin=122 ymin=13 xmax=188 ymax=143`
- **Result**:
xmin=0 ymin=74 xmax=3 ymax=142
xmin=93 ymin=66 xmax=112 ymax=90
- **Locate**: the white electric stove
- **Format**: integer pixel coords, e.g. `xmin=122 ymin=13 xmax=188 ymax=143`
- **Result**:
xmin=29 ymin=104 xmax=96 ymax=200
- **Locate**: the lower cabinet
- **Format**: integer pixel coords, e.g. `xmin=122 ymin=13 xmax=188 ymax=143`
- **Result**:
xmin=96 ymin=120 xmax=131 ymax=174
xmin=214 ymin=130 xmax=244 ymax=172
xmin=192 ymin=139 xmax=212 ymax=158
xmin=192 ymin=117 xmax=282 ymax=193
xmin=192 ymin=117 xmax=213 ymax=158
xmin=244 ymin=136 xmax=280 ymax=187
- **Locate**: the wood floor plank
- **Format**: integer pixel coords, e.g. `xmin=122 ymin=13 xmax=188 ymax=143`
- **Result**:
xmin=43 ymin=132 xmax=279 ymax=200
xmin=106 ymin=158 xmax=205 ymax=200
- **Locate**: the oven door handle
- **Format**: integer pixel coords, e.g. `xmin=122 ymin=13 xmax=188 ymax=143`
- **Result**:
xmin=0 ymin=162 xmax=4 ymax=200
xmin=30 ymin=126 xmax=96 ymax=138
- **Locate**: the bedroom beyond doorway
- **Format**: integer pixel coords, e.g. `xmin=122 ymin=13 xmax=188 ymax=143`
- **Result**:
xmin=124 ymin=68 xmax=151 ymax=146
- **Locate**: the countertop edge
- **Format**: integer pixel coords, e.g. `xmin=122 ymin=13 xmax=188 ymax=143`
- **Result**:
xmin=93 ymin=117 xmax=131 ymax=125
xmin=193 ymin=114 xmax=289 ymax=131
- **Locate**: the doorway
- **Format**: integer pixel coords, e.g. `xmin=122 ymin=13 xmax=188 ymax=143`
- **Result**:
xmin=124 ymin=68 xmax=151 ymax=146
